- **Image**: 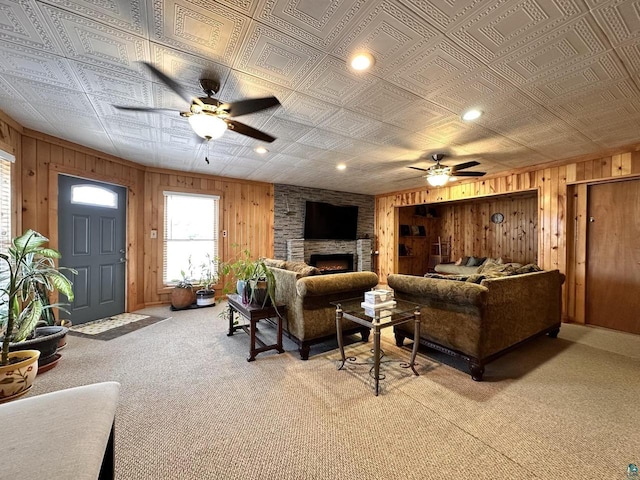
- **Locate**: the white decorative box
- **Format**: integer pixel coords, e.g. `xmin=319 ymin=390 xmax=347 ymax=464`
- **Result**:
xmin=364 ymin=289 xmax=394 ymax=305
xmin=361 ymin=300 xmax=396 ymax=311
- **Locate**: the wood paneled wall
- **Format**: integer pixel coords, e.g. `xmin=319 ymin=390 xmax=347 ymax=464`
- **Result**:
xmin=375 ymin=149 xmax=640 ymax=323
xmin=14 ymin=126 xmax=274 ymax=309
xmin=435 ymin=193 xmax=538 ymax=264
xmin=143 ymin=169 xmax=273 ymax=305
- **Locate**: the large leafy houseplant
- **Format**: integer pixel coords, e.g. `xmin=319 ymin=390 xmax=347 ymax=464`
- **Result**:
xmin=219 ymin=248 xmax=276 ymax=307
xmin=0 ymin=229 xmax=75 ymax=367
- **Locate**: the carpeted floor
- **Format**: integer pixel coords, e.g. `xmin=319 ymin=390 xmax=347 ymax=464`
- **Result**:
xmin=30 ymin=301 xmax=640 ymax=479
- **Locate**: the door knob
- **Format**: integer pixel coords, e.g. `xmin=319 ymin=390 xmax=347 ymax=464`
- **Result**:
xmin=119 ymin=249 xmax=126 ymax=254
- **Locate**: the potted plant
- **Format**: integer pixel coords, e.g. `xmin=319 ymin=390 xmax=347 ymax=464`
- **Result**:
xmin=195 ymin=254 xmax=217 ymax=307
xmin=170 ymin=257 xmax=197 ymax=310
xmin=0 ymin=229 xmax=75 ymax=401
xmin=219 ymin=247 xmax=276 ymax=307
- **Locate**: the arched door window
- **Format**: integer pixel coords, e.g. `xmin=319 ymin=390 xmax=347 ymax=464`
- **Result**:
xmin=70 ymin=185 xmax=118 ymax=209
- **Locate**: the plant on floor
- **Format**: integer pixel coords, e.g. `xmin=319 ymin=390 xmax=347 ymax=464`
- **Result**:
xmin=196 ymin=253 xmax=218 ymax=307
xmin=0 ymin=229 xmax=75 ymax=365
xmin=0 ymin=230 xmax=75 ymax=400
xmin=170 ymin=256 xmax=197 ymax=309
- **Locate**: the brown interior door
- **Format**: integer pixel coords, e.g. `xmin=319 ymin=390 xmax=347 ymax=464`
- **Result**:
xmin=586 ymin=179 xmax=640 ymax=334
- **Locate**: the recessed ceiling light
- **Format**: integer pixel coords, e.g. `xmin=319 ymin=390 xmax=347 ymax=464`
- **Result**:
xmin=350 ymin=52 xmax=374 ymax=71
xmin=462 ymin=109 xmax=482 ymax=121
xmin=337 ymin=164 xmax=347 ymax=170
xmin=254 ymin=146 xmax=268 ymax=154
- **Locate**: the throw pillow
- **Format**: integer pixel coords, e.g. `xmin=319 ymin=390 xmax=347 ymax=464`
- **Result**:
xmin=284 ymin=261 xmax=322 ymax=276
xmin=513 ymin=264 xmax=542 ymax=275
xmin=263 ymin=258 xmax=286 ymax=269
xmin=454 ymin=257 xmax=463 ymax=266
xmin=466 ymin=256 xmax=486 ymax=267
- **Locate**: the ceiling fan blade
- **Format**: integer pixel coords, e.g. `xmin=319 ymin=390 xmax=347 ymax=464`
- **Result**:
xmin=219 ymin=97 xmax=281 ymax=117
xmin=408 ymin=166 xmax=429 ymax=172
xmin=140 ymin=62 xmax=203 ymax=107
xmin=113 ymin=105 xmax=180 ymax=113
xmin=226 ymin=119 xmax=276 ymax=143
xmin=452 ymin=160 xmax=480 ymax=172
xmin=454 ymin=171 xmax=486 ymax=177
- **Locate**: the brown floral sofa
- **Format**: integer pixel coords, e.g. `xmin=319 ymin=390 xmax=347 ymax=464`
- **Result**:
xmin=264 ymin=259 xmax=379 ymax=360
xmin=387 ymin=264 xmax=564 ymax=381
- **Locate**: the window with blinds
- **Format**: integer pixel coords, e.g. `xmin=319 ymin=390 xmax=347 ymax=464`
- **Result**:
xmin=0 ymin=156 xmax=12 ymax=254
xmin=163 ymin=192 xmax=220 ymax=285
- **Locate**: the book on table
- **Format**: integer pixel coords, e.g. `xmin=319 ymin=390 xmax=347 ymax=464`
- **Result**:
xmin=360 ymin=300 xmax=397 ymax=310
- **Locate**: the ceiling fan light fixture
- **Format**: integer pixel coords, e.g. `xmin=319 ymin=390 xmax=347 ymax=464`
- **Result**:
xmin=462 ymin=109 xmax=482 ymax=121
xmin=426 ymin=173 xmax=450 ymax=187
xmin=336 ymin=164 xmax=346 ymax=170
xmin=254 ymin=146 xmax=268 ymax=154
xmin=188 ymin=114 xmax=227 ymax=140
xmin=350 ymin=52 xmax=374 ymax=71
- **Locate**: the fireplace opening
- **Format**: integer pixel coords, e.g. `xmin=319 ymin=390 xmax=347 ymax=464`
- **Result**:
xmin=309 ymin=253 xmax=354 ymax=274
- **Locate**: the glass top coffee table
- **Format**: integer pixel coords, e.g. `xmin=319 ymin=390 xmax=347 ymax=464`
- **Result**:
xmin=331 ymin=298 xmax=421 ymax=396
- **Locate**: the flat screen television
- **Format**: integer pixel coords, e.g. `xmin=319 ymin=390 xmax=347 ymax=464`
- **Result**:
xmin=304 ymin=201 xmax=358 ymax=240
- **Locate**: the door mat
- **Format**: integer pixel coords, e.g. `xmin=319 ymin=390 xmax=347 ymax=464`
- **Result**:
xmin=68 ymin=313 xmax=169 ymax=341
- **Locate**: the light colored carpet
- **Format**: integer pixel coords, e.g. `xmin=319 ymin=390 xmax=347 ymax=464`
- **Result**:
xmin=30 ymin=301 xmax=640 ymax=479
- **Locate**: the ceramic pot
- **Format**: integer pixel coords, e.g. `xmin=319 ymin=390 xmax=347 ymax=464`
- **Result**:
xmin=250 ymin=279 xmax=271 ymax=307
xmin=9 ymin=326 xmax=68 ymax=370
xmin=0 ymin=350 xmax=40 ymax=403
xmin=196 ymin=289 xmax=215 ymax=307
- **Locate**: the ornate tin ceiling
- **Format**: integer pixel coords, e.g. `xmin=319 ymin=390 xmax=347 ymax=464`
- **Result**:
xmin=0 ymin=0 xmax=638 ymax=194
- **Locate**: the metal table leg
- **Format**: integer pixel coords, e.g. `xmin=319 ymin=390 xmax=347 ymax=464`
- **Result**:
xmin=373 ymin=323 xmax=381 ymax=396
xmin=336 ymin=304 xmax=346 ymax=369
xmin=409 ymin=307 xmax=420 ymax=376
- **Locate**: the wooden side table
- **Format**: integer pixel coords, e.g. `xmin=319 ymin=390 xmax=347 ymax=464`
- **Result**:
xmin=227 ymin=294 xmax=286 ymax=362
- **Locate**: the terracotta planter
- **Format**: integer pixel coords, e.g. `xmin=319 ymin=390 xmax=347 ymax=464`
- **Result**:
xmin=171 ymin=287 xmax=196 ymax=309
xmin=0 ymin=350 xmax=40 ymax=403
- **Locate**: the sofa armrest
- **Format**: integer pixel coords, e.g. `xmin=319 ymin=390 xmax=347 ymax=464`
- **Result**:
xmin=387 ymin=274 xmax=487 ymax=308
xmin=0 ymin=382 xmax=120 ymax=480
xmin=297 ymin=272 xmax=379 ymax=297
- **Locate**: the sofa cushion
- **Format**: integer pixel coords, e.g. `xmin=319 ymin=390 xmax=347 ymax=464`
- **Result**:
xmin=283 ymin=261 xmax=321 ymax=277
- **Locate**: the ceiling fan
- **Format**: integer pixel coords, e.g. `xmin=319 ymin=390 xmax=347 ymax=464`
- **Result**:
xmin=408 ymin=153 xmax=486 ymax=187
xmin=113 ymin=62 xmax=281 ymax=143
